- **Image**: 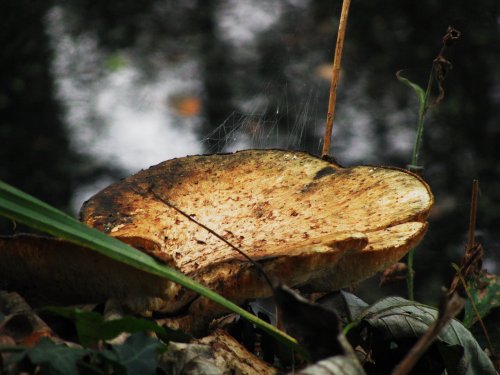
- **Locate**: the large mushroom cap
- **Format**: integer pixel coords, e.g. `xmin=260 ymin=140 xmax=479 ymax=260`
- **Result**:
xmin=81 ymin=149 xmax=433 ymax=313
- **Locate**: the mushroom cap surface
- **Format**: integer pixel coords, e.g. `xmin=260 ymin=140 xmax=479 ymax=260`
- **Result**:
xmin=80 ymin=149 xmax=433 ymax=313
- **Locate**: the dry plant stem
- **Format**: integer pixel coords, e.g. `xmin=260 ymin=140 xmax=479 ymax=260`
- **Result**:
xmin=468 ymin=180 xmax=479 ymax=250
xmin=462 ymin=180 xmax=499 ymax=367
xmin=391 ymin=292 xmax=465 ymax=375
xmin=322 ymin=0 xmax=351 ymax=157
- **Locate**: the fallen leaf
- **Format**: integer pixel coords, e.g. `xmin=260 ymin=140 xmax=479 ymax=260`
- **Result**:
xmin=104 ymin=332 xmax=164 ymax=375
xmin=350 ymin=296 xmax=496 ymax=375
xmin=159 ymin=329 xmax=275 ymax=375
xmin=0 ymin=291 xmax=55 ymax=346
xmin=379 ymin=262 xmax=409 ymax=287
xmin=198 ymin=329 xmax=276 ymax=375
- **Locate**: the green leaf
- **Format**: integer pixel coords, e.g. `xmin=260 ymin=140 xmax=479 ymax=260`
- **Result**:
xmin=396 ymin=70 xmax=428 ymax=171
xmin=354 ymin=296 xmax=496 ymax=375
xmin=7 ymin=338 xmax=89 ymax=375
xmin=44 ymin=306 xmax=190 ymax=347
xmin=110 ymin=332 xmax=163 ymax=375
xmin=0 ymin=180 xmax=303 ymax=355
xmin=463 ymin=273 xmax=500 ymax=328
xmin=396 ymin=70 xmax=426 ymax=116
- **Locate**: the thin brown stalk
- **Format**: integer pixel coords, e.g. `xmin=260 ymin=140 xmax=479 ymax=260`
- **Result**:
xmin=468 ymin=179 xmax=479 ymax=250
xmin=322 ymin=0 xmax=351 ymax=157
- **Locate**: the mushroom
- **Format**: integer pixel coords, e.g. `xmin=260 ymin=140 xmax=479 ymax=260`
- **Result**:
xmin=0 ymin=150 xmax=433 ymax=332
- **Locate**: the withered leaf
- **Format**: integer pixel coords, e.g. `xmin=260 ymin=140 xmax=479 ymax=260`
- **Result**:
xmin=0 ymin=291 xmax=54 ymax=346
xmin=379 ymin=262 xmax=409 ymax=287
xmin=159 ymin=329 xmax=276 ymax=375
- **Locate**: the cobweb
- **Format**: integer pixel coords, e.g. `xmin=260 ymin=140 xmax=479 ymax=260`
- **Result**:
xmin=200 ymin=85 xmax=324 ymax=154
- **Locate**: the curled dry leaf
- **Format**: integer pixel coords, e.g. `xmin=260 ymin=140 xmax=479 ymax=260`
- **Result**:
xmin=379 ymin=262 xmax=409 ymax=287
xmin=1 ymin=150 xmax=433 ymax=331
xmin=0 ymin=291 xmax=54 ymax=346
xmin=159 ymin=329 xmax=275 ymax=375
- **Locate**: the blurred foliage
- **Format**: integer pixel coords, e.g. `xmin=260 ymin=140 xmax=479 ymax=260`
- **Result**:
xmin=4 ymin=333 xmax=165 ymax=375
xmin=0 ymin=1 xmax=117 ymax=234
xmin=0 ymin=1 xmax=79 ymax=209
xmin=43 ymin=306 xmax=190 ymax=347
xmin=1 ymin=0 xmax=499 ymax=303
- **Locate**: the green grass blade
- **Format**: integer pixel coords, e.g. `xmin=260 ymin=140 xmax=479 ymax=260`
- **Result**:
xmin=396 ymin=70 xmax=429 ymax=171
xmin=0 ymin=180 xmax=305 ymax=356
xmin=396 ymin=70 xmax=426 ymax=114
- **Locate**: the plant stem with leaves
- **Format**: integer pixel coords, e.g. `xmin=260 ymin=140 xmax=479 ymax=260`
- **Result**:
xmin=399 ymin=27 xmax=461 ymax=300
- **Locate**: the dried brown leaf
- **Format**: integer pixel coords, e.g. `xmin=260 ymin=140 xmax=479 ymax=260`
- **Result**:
xmin=379 ymin=262 xmax=409 ymax=287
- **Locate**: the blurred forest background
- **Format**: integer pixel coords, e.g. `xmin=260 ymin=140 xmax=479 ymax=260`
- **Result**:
xmin=1 ymin=0 xmax=499 ymax=304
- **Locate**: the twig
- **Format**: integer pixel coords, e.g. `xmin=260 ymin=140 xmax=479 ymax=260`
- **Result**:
xmin=322 ymin=0 xmax=351 ymax=157
xmin=468 ymin=179 xmax=479 ymax=251
xmin=450 ymin=180 xmax=499 ymax=369
xmin=391 ymin=291 xmax=465 ymax=375
xmin=142 ymin=185 xmax=276 ymax=292
xmin=448 ymin=179 xmax=482 ymax=297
